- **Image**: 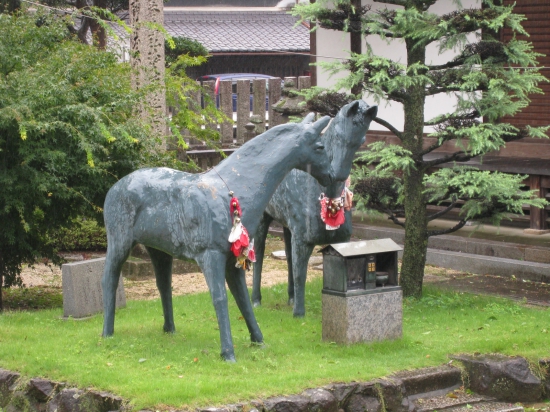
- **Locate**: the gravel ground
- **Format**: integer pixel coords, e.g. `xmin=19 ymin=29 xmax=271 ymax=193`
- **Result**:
xmin=17 ymin=238 xmax=550 ymax=307
xmin=17 ymin=238 xmax=322 ymax=301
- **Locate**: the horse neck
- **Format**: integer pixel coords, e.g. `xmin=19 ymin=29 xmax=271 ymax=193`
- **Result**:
xmin=321 ymin=120 xmax=346 ymax=198
xmin=212 ymin=125 xmax=302 ymax=232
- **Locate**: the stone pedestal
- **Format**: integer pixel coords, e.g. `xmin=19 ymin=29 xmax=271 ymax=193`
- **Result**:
xmin=322 ymin=287 xmax=402 ymax=344
xmin=62 ymin=258 xmax=126 ymax=319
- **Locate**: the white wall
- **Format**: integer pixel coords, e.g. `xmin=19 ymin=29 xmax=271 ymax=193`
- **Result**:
xmin=315 ymin=0 xmax=479 ymax=132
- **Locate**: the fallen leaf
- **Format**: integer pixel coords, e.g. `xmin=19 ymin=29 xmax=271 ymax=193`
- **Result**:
xmin=106 ymin=362 xmax=113 ymax=367
xmin=138 ymin=358 xmax=147 ymax=363
xmin=193 ymin=357 xmax=198 ymax=362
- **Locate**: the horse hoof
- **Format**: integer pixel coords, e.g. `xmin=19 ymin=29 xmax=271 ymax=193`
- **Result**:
xmin=293 ymin=312 xmax=305 ymax=318
xmin=163 ymin=325 xmax=176 ymax=333
xmin=252 ymin=300 xmax=261 ymax=308
xmin=222 ymin=353 xmax=237 ymax=363
xmin=287 ymin=298 xmax=294 ymax=306
xmin=251 ymin=341 xmax=266 ymax=349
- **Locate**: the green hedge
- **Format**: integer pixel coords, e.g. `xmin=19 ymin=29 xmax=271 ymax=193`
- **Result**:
xmin=50 ymin=218 xmax=107 ymax=251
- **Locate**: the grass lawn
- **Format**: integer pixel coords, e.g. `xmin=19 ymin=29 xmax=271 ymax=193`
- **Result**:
xmin=1 ymin=277 xmax=549 ymax=411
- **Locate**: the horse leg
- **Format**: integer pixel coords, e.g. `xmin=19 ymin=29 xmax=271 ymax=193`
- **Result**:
xmin=283 ymin=227 xmax=294 ymax=306
xmin=197 ymin=250 xmax=236 ymax=362
xmin=146 ymin=246 xmax=175 ymax=333
xmin=226 ymin=265 xmax=264 ymax=344
xmin=251 ymin=212 xmax=273 ymax=307
xmin=290 ymin=239 xmax=315 ymax=318
xmin=102 ymin=235 xmax=133 ymax=337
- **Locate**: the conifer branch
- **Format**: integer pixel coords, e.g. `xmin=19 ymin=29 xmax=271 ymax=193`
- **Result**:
xmin=374 ymin=117 xmax=403 ymax=140
xmin=374 ymin=0 xmax=407 ymax=6
xmin=422 ymin=151 xmax=473 ymax=169
xmin=424 ymin=111 xmax=480 ymax=127
xmin=427 ymin=219 xmax=467 ymax=237
xmin=387 ymin=210 xmax=406 ymax=227
xmin=427 ymin=201 xmax=460 ymax=221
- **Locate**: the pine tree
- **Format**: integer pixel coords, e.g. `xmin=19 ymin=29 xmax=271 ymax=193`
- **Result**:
xmin=294 ymin=0 xmax=549 ymax=298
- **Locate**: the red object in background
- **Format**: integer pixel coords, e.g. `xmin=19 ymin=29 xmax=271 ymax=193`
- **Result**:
xmin=320 ymin=196 xmax=345 ymax=228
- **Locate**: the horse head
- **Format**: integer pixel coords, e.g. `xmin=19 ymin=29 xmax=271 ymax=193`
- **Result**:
xmin=293 ymin=113 xmax=333 ymax=187
xmin=324 ymin=100 xmax=378 ymax=197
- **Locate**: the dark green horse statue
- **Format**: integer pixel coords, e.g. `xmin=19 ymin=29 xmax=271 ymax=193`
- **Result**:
xmin=252 ymin=100 xmax=378 ymax=317
xmin=101 ymin=114 xmax=333 ymax=362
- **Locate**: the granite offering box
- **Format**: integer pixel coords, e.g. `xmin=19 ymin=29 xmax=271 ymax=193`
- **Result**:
xmin=320 ymin=239 xmax=403 ymax=344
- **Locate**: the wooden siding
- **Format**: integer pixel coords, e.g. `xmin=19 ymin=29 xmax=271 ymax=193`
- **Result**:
xmin=501 ymin=1 xmax=550 ymax=133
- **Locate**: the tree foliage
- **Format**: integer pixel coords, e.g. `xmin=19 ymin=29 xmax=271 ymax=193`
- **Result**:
xmin=0 ymin=11 xmax=159 ymax=310
xmin=165 ymin=53 xmax=227 ymax=157
xmin=165 ymin=36 xmax=209 ymax=68
xmin=293 ymin=0 xmax=549 ymax=298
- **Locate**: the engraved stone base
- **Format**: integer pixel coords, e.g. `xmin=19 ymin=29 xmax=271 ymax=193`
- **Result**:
xmin=322 ymin=288 xmax=402 ymax=344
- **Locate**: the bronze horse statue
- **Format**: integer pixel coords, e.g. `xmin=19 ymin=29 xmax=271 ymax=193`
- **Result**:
xmin=252 ymin=100 xmax=378 ymax=316
xmin=101 ymin=114 xmax=333 ymax=362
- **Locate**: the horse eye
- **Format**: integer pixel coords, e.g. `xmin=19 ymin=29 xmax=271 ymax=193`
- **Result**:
xmin=316 ymin=144 xmax=325 ymax=151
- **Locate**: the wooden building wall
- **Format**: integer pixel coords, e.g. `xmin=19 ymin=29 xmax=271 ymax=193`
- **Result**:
xmin=501 ymin=0 xmax=550 ymax=158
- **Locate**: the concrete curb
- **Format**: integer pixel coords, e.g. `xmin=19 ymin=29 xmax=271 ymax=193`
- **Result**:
xmin=268 ymin=224 xmax=550 ymax=284
xmin=351 ymin=224 xmax=550 ymax=264
xmin=424 ymin=249 xmax=550 ymax=283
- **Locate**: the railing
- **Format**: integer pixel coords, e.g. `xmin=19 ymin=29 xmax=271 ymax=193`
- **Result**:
xmin=177 ymin=76 xmax=312 ymax=167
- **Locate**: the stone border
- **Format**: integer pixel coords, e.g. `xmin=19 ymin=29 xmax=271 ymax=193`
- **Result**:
xmin=1 ymin=355 xmax=548 ymax=412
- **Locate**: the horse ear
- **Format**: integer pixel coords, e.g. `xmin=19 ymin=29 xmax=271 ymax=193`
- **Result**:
xmin=346 ymin=101 xmax=361 ymax=117
xmin=309 ymin=115 xmax=331 ymax=137
xmin=301 ymin=112 xmax=316 ymax=124
xmin=366 ymin=105 xmax=378 ymax=119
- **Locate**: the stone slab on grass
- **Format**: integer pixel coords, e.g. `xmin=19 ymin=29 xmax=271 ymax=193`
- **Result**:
xmin=62 ymin=257 xmax=125 ymax=319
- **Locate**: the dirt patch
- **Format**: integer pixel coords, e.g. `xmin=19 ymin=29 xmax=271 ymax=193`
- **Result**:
xmin=16 ymin=238 xmax=320 ymax=302
xmin=15 ymin=239 xmax=550 ymax=307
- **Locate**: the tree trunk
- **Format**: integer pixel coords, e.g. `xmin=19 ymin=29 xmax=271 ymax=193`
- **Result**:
xmin=400 ymin=168 xmax=428 ymax=298
xmin=0 ymin=275 xmax=3 ymax=312
xmin=0 ymin=265 xmax=3 ymax=311
xmin=350 ymin=0 xmax=362 ymax=96
xmin=0 ymin=250 xmax=3 ymax=312
xmin=399 ymin=36 xmax=429 ymax=298
xmin=90 ymin=0 xmax=107 ymax=50
xmin=1 ymin=0 xmax=20 ymax=13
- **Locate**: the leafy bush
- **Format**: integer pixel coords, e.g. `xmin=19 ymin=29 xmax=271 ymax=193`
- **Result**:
xmin=49 ymin=218 xmax=107 ymax=251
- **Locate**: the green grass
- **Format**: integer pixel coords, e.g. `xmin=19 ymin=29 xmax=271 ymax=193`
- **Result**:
xmin=1 ymin=279 xmax=549 ymax=411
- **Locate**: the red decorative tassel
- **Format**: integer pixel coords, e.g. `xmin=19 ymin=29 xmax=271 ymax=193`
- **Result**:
xmin=230 ymin=197 xmax=242 ymax=217
xmin=228 ymin=196 xmax=255 ymax=268
xmin=320 ymin=195 xmax=345 ymax=229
